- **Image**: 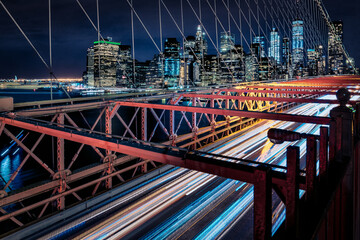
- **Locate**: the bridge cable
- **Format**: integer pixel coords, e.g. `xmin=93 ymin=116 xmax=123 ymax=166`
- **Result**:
xmin=49 ymin=0 xmax=53 ymax=101
xmin=0 ymin=1 xmax=71 ymax=99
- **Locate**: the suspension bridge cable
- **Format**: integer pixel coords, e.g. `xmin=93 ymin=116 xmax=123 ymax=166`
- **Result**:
xmin=49 ymin=0 xmax=53 ymax=101
xmin=0 ymin=1 xmax=50 ymax=70
xmin=131 ymin=0 xmax=136 ymax=86
xmin=125 ymin=0 xmax=161 ymax=53
xmin=0 ymin=0 xmax=71 ymax=99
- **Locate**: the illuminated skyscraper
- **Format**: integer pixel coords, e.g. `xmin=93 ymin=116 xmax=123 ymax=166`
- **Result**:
xmin=84 ymin=47 xmax=95 ymax=86
xmin=328 ymin=20 xmax=344 ymax=75
xmin=315 ymin=45 xmax=326 ymax=75
xmin=245 ymin=54 xmax=259 ymax=82
xmin=164 ymin=38 xmax=180 ymax=87
xmin=307 ymin=49 xmax=317 ymax=76
xmin=93 ymin=39 xmax=121 ymax=87
xmin=253 ymin=35 xmax=266 ymax=57
xmin=292 ymin=20 xmax=304 ymax=66
xmin=268 ymin=28 xmax=281 ymax=64
xmin=117 ymin=45 xmax=133 ymax=87
xmin=220 ymin=32 xmax=235 ymax=54
xmin=282 ymin=37 xmax=291 ymax=77
xmin=194 ymin=25 xmax=207 ymax=58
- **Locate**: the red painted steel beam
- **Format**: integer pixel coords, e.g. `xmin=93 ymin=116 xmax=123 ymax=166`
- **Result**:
xmin=113 ymin=102 xmax=331 ymax=125
xmin=0 ymin=160 xmax=149 ymax=222
xmin=180 ymin=93 xmax=357 ymax=105
xmin=0 ymin=117 xmax=254 ymax=181
xmin=243 ymin=85 xmax=350 ymax=90
xmin=218 ymin=89 xmax=339 ymax=95
xmin=0 ymin=117 xmax=306 ymax=199
xmin=0 ymin=155 xmax=136 ymax=207
xmin=15 ymin=101 xmax=108 ymax=117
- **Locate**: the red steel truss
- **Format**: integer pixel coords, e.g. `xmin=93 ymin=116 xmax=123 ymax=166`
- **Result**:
xmin=0 ymin=76 xmax=359 ymax=239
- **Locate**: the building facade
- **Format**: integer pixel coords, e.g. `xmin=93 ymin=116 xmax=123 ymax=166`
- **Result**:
xmin=93 ymin=40 xmax=121 ymax=87
xmin=292 ymin=20 xmax=304 ymax=74
xmin=268 ymin=28 xmax=281 ymax=64
xmin=328 ymin=20 xmax=344 ymax=75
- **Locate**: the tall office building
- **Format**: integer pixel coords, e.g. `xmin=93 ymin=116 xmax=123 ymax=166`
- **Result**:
xmin=282 ymin=37 xmax=291 ymax=77
xmin=220 ymin=32 xmax=235 ymax=54
xmin=328 ymin=20 xmax=344 ymax=75
xmin=183 ymin=36 xmax=196 ymax=59
xmin=201 ymin=55 xmax=219 ymax=86
xmin=245 ymin=54 xmax=259 ymax=82
xmin=93 ymin=39 xmax=121 ymax=87
xmin=250 ymin=43 xmax=262 ymax=60
xmin=117 ymin=45 xmax=133 ymax=87
xmin=292 ymin=20 xmax=304 ymax=67
xmin=268 ymin=28 xmax=281 ymax=64
xmin=253 ymin=36 xmax=266 ymax=58
xmin=220 ymin=45 xmax=245 ymax=83
xmin=164 ymin=38 xmax=180 ymax=87
xmin=307 ymin=49 xmax=317 ymax=76
xmin=194 ymin=25 xmax=208 ymax=58
xmin=84 ymin=47 xmax=95 ymax=86
xmin=315 ymin=45 xmax=326 ymax=76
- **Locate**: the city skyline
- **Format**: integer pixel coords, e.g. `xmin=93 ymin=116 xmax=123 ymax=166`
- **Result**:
xmin=0 ymin=0 xmax=358 ymax=79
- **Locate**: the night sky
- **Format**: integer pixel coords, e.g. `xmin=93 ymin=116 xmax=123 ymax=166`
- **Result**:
xmin=0 ymin=0 xmax=359 ymax=79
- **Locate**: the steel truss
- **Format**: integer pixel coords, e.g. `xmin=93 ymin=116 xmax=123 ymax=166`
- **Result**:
xmin=0 ymin=76 xmax=359 ymax=239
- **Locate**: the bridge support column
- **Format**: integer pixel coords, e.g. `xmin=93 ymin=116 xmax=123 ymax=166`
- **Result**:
xmin=169 ymin=107 xmax=176 ymax=146
xmin=319 ymin=127 xmax=329 ymax=184
xmin=141 ymin=107 xmax=148 ymax=173
xmin=254 ymin=167 xmax=272 ymax=240
xmin=225 ymin=94 xmax=230 ymax=136
xmin=56 ymin=113 xmax=65 ymax=210
xmin=192 ymin=97 xmax=197 ymax=150
xmin=306 ymin=136 xmax=317 ymax=202
xmin=285 ymin=146 xmax=300 ymax=238
xmin=104 ymin=106 xmax=113 ymax=189
xmin=210 ymin=98 xmax=215 ymax=143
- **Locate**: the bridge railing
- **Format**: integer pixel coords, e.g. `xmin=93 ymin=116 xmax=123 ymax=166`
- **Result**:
xmin=264 ymin=89 xmax=359 ymax=239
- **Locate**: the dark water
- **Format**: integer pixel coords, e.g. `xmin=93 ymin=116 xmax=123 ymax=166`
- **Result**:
xmin=0 ymin=88 xmax=72 ymax=103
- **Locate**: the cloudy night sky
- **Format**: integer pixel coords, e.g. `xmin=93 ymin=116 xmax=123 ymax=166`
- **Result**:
xmin=0 ymin=0 xmax=359 ymax=79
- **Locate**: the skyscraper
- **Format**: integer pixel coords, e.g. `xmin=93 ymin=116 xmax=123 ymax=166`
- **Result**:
xmin=282 ymin=37 xmax=291 ymax=77
xmin=307 ymin=49 xmax=317 ymax=76
xmin=164 ymin=38 xmax=180 ymax=87
xmin=268 ymin=28 xmax=281 ymax=64
xmin=250 ymin=43 xmax=262 ymax=60
xmin=220 ymin=32 xmax=235 ymax=54
xmin=328 ymin=20 xmax=344 ymax=75
xmin=253 ymin=35 xmax=266 ymax=57
xmin=245 ymin=54 xmax=259 ymax=82
xmin=292 ymin=20 xmax=304 ymax=67
xmin=93 ymin=39 xmax=121 ymax=87
xmin=194 ymin=25 xmax=207 ymax=58
xmin=118 ymin=45 xmax=133 ymax=87
xmin=84 ymin=47 xmax=95 ymax=86
xmin=315 ymin=45 xmax=326 ymax=75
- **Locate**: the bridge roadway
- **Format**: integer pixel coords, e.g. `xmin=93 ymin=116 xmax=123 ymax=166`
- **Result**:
xmin=32 ymin=93 xmax=360 ymax=239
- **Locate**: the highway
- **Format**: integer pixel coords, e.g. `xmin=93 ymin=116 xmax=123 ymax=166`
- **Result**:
xmin=40 ymin=94 xmax=358 ymax=240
